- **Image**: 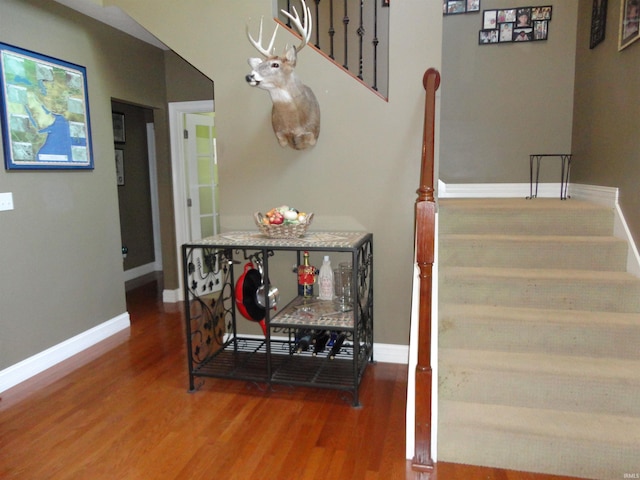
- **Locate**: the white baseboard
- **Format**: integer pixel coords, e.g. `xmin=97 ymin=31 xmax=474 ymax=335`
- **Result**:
xmin=569 ymin=183 xmax=618 ymax=207
xmin=374 ymin=342 xmax=409 ymax=364
xmin=438 ymin=180 xmax=564 ymax=199
xmin=123 ymin=262 xmax=160 ymax=283
xmin=0 ymin=313 xmax=130 ymax=394
xmin=163 ymin=288 xmax=182 ymax=303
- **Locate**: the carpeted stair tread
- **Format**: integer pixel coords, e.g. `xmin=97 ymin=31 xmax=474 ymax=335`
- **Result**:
xmin=440 ymin=266 xmax=640 ymax=313
xmin=439 ymin=234 xmax=627 ymax=271
xmin=439 ymin=198 xmax=614 ymax=236
xmin=439 ymin=348 xmax=640 ymax=416
xmin=439 ymin=401 xmax=640 ymax=480
xmin=439 ymin=303 xmax=640 ymax=358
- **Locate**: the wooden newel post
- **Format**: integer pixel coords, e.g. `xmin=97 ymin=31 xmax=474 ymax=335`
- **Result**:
xmin=412 ymin=67 xmax=440 ymax=476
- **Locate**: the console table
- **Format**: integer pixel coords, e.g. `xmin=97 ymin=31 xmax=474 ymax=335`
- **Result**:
xmin=527 ymin=153 xmax=572 ymax=200
xmin=181 ymin=231 xmax=374 ymax=406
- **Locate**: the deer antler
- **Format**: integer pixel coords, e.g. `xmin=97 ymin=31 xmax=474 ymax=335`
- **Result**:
xmin=246 ymin=17 xmax=279 ymax=57
xmin=280 ymin=0 xmax=312 ymax=53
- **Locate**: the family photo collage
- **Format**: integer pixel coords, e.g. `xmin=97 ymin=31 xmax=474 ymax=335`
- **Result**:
xmin=480 ymin=6 xmax=553 ymax=44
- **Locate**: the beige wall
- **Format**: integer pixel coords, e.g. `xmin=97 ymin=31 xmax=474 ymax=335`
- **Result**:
xmin=0 ymin=0 xmax=208 ymax=369
xmin=111 ymin=0 xmax=443 ymax=345
xmin=440 ymin=0 xmax=578 ymax=184
xmin=0 ymin=0 xmax=159 ymax=367
xmin=572 ymin=0 xmax=640 ymax=248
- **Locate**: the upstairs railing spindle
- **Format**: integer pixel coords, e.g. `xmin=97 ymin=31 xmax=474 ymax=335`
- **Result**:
xmin=277 ymin=0 xmax=388 ymax=98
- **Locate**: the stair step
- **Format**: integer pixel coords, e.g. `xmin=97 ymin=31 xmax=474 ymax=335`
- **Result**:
xmin=439 ymin=304 xmax=640 ymax=359
xmin=439 ymin=234 xmax=627 ymax=271
xmin=440 ymin=266 xmax=640 ymax=313
xmin=439 ymin=348 xmax=640 ymax=416
xmin=439 ymin=401 xmax=640 ymax=480
xmin=439 ymin=198 xmax=614 ymax=236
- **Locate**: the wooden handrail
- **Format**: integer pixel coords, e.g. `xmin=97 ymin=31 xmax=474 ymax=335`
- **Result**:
xmin=412 ymin=67 xmax=440 ymax=476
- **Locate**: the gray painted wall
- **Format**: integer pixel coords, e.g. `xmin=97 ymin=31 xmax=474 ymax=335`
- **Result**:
xmin=572 ymin=0 xmax=640 ymax=253
xmin=0 ymin=0 xmax=205 ymax=369
xmin=440 ymin=0 xmax=579 ymax=184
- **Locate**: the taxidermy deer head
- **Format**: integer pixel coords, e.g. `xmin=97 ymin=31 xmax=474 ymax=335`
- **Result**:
xmin=246 ymin=0 xmax=320 ymax=150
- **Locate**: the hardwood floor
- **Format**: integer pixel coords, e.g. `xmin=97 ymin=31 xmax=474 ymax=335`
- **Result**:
xmin=0 ymin=276 xmax=585 ymax=479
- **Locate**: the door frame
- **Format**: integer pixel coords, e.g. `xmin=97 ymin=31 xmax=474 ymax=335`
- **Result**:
xmin=166 ymin=100 xmax=215 ymax=303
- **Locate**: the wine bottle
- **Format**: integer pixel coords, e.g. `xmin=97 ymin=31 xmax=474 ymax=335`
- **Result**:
xmin=295 ymin=329 xmax=313 ymax=353
xmin=328 ymin=333 xmax=346 ymax=359
xmin=312 ymin=331 xmax=330 ymax=355
xmin=297 ymin=251 xmax=315 ymax=298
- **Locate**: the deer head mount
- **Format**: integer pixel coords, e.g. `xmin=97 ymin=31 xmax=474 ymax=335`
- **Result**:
xmin=246 ymin=0 xmax=320 ymax=150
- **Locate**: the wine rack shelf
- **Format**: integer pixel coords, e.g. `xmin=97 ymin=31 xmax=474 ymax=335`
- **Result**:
xmin=182 ymin=231 xmax=373 ymax=406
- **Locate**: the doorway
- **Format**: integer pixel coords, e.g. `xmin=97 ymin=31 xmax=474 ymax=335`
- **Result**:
xmin=112 ymin=100 xmax=162 ymax=284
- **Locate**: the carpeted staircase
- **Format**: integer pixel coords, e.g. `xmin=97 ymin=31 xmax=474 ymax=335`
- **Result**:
xmin=437 ymin=197 xmax=640 ymax=480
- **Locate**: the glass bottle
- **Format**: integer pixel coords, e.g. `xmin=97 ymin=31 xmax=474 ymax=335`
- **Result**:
xmin=297 ymin=251 xmax=315 ymax=298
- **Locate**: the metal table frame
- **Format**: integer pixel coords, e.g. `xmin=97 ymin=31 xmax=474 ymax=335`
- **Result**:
xmin=527 ymin=153 xmax=573 ymax=200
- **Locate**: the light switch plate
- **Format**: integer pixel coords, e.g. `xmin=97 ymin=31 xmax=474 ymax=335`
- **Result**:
xmin=0 ymin=192 xmax=14 ymax=211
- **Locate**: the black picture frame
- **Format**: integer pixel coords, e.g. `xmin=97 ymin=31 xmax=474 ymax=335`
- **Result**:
xmin=483 ymin=10 xmax=498 ymax=29
xmin=115 ymin=148 xmax=124 ymax=186
xmin=444 ymin=0 xmax=480 ymax=16
xmin=590 ymin=0 xmax=608 ymax=49
xmin=112 ymin=112 xmax=126 ymax=143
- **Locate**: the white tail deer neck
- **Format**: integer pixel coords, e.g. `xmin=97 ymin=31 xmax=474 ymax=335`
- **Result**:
xmin=246 ymin=0 xmax=320 ymax=150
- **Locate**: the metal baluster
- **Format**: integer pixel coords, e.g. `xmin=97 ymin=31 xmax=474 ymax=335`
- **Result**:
xmin=314 ymin=0 xmax=321 ymax=48
xmin=373 ymin=0 xmax=379 ymax=91
xmin=329 ymin=0 xmax=336 ymax=59
xmin=343 ymin=0 xmax=349 ymax=69
xmin=357 ymin=0 xmax=364 ymax=80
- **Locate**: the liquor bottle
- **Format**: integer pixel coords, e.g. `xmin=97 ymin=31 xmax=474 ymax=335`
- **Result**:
xmin=317 ymin=256 xmax=334 ymax=301
xmin=312 ymin=331 xmax=330 ymax=355
xmin=297 ymin=251 xmax=315 ymax=297
xmin=328 ymin=333 xmax=346 ymax=359
xmin=295 ymin=329 xmax=313 ymax=353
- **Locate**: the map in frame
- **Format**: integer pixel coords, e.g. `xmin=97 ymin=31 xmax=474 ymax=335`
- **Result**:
xmin=0 ymin=42 xmax=94 ymax=170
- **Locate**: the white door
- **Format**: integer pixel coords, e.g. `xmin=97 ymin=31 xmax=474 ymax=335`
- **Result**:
xmin=183 ymin=112 xmax=222 ymax=293
xmin=168 ymin=100 xmax=218 ymax=302
xmin=184 ymin=112 xmax=219 ymax=241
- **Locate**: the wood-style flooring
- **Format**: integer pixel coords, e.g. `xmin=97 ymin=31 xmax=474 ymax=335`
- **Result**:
xmin=0 ymin=275 xmax=585 ymax=479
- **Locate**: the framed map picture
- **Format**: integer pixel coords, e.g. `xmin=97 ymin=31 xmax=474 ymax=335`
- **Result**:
xmin=0 ymin=42 xmax=94 ymax=170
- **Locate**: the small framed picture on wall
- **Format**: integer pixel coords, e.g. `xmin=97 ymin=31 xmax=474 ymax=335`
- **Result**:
xmin=444 ymin=0 xmax=480 ymax=15
xmin=590 ymin=0 xmax=608 ymax=49
xmin=619 ymin=0 xmax=640 ymax=50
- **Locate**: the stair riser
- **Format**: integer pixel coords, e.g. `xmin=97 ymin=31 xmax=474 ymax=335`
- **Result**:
xmin=440 ymin=274 xmax=640 ymax=313
xmin=437 ymin=420 xmax=638 ymax=480
xmin=439 ymin=238 xmax=627 ymax=271
xmin=439 ymin=317 xmax=640 ymax=359
xmin=439 ymin=364 xmax=640 ymax=417
xmin=439 ymin=210 xmax=614 ymax=236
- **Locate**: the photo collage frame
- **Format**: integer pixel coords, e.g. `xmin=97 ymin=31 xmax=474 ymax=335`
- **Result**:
xmin=479 ymin=6 xmax=552 ymax=45
xmin=443 ymin=0 xmax=480 ymax=15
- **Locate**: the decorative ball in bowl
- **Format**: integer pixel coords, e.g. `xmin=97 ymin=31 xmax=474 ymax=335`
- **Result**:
xmin=254 ymin=207 xmax=313 ymax=239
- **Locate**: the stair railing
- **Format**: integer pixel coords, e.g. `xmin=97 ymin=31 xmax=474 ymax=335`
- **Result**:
xmin=412 ymin=67 xmax=440 ymax=476
xmin=277 ymin=0 xmax=389 ymax=98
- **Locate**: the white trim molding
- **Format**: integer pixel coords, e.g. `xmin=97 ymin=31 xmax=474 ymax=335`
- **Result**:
xmin=0 ymin=313 xmax=130 ymax=394
xmin=123 ymin=262 xmax=159 ymax=283
xmin=163 ymin=288 xmax=182 ymax=303
xmin=438 ymin=180 xmax=565 ymax=199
